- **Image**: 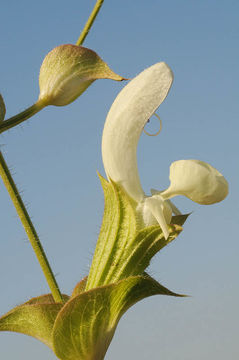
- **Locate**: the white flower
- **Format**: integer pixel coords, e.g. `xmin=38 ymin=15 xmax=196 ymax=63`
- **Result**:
xmin=160 ymin=160 xmax=228 ymax=205
xmin=102 ymin=63 xmax=228 ymax=239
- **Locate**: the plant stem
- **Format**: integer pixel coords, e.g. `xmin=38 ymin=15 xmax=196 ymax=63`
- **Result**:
xmin=76 ymin=0 xmax=105 ymax=46
xmin=0 ymin=101 xmax=45 ymax=134
xmin=0 ymin=0 xmax=105 ymax=301
xmin=0 ymin=151 xmax=63 ymax=303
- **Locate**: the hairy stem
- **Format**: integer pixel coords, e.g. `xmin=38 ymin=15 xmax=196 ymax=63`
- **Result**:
xmin=0 ymin=101 xmax=45 ymax=134
xmin=0 ymin=0 xmax=105 ymax=301
xmin=76 ymin=0 xmax=105 ymax=46
xmin=0 ymin=151 xmax=63 ymax=303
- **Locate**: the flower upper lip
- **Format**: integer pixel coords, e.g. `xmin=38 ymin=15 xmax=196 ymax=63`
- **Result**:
xmin=102 ymin=62 xmax=173 ymax=203
xmin=102 ymin=63 xmax=228 ymax=239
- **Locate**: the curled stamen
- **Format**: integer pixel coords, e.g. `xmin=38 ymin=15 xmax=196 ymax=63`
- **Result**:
xmin=143 ymin=113 xmax=162 ymax=137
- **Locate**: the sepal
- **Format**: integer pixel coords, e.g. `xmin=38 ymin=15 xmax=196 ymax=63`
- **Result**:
xmin=171 ymin=213 xmax=190 ymax=226
xmin=86 ymin=176 xmax=184 ymax=290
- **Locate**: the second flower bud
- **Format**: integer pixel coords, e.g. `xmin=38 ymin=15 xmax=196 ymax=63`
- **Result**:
xmin=38 ymin=44 xmax=126 ymax=106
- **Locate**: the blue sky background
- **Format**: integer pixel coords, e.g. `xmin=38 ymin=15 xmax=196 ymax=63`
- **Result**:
xmin=0 ymin=0 xmax=238 ymax=359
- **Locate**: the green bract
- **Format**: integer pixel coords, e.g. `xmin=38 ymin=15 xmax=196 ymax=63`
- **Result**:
xmin=53 ymin=275 xmax=184 ymax=360
xmin=0 ymin=177 xmax=186 ymax=360
xmin=0 ymin=294 xmax=69 ymax=349
xmin=38 ymin=44 xmax=126 ymax=106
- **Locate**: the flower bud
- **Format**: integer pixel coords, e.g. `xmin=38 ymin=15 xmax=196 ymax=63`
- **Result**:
xmin=38 ymin=44 xmax=126 ymax=106
xmin=162 ymin=159 xmax=228 ymax=205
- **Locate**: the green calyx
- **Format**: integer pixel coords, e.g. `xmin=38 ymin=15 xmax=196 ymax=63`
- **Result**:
xmin=85 ymin=175 xmax=186 ymax=290
xmin=38 ymin=44 xmax=126 ymax=106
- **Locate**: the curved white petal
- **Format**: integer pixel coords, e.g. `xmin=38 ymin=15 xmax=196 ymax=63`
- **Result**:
xmin=102 ymin=62 xmax=173 ymax=202
xmin=161 ymin=159 xmax=229 ymax=205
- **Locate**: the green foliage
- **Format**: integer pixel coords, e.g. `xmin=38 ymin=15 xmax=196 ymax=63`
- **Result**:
xmin=53 ymin=275 xmax=184 ymax=360
xmin=0 ymin=176 xmax=187 ymax=360
xmin=0 ymin=294 xmax=69 ymax=348
xmin=0 ymin=274 xmax=184 ymax=360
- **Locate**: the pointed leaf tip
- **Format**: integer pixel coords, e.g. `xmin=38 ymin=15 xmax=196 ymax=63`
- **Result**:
xmin=53 ymin=275 xmax=184 ymax=360
xmin=171 ymin=213 xmax=191 ymax=226
xmin=38 ymin=44 xmax=126 ymax=106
